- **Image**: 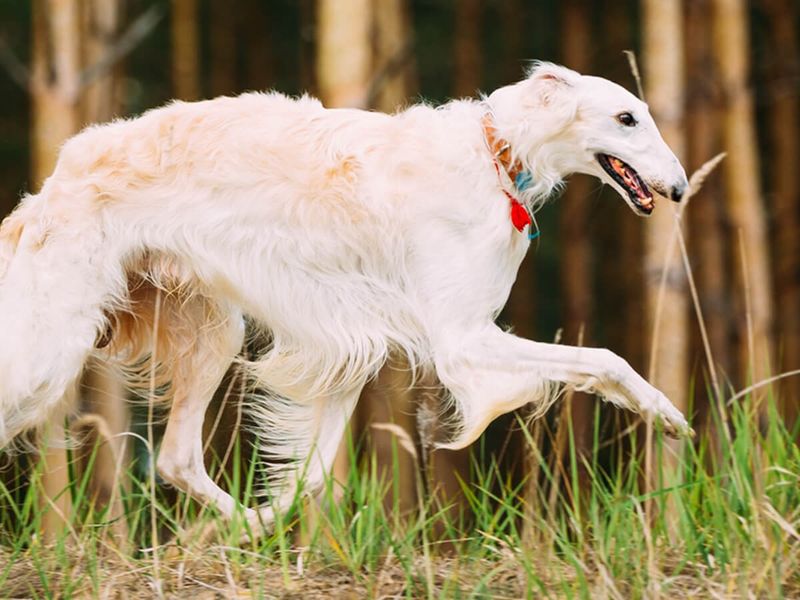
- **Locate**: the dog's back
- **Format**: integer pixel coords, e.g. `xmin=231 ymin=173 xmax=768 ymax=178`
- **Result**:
xmin=0 ymin=91 xmax=434 ymax=447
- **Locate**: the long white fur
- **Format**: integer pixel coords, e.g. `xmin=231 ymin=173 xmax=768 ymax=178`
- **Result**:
xmin=0 ymin=63 xmax=690 ymax=527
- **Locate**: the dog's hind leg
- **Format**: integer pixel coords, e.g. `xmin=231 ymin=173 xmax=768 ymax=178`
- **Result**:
xmin=155 ymin=302 xmax=247 ymax=519
xmin=244 ymin=386 xmax=362 ymax=533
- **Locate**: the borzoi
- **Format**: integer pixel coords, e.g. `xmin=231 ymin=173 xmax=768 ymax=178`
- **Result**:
xmin=0 ymin=63 xmax=691 ymax=527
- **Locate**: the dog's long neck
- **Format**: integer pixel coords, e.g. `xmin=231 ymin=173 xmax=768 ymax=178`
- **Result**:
xmin=483 ymin=83 xmax=568 ymax=208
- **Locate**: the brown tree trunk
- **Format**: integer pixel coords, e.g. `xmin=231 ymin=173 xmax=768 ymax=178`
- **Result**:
xmin=209 ymin=0 xmax=238 ymax=97
xmin=499 ymin=0 xmax=523 ymax=85
xmin=599 ymin=0 xmax=645 ymax=377
xmin=763 ymin=0 xmax=800 ymax=427
xmin=557 ymin=0 xmax=595 ymax=487
xmin=372 ymin=0 xmax=415 ymax=112
xmin=81 ymin=0 xmax=124 ymax=122
xmin=298 ymin=0 xmax=316 ymax=95
xmin=685 ymin=0 xmax=731 ymax=433
xmin=243 ymin=0 xmax=273 ymax=93
xmin=31 ymin=0 xmax=82 ymax=188
xmin=78 ymin=0 xmax=130 ymax=542
xmin=316 ymin=0 xmax=372 ymax=108
xmin=353 ymin=0 xmax=422 ymax=518
xmin=642 ymin=0 xmax=688 ymax=535
xmin=712 ymin=0 xmax=774 ymax=398
xmin=171 ymin=0 xmax=200 ymax=100
xmin=642 ymin=0 xmax=688 ymax=418
xmin=452 ymin=0 xmax=482 ymax=97
xmin=30 ymin=0 xmax=83 ymax=539
xmin=315 ymin=0 xmax=373 ymax=493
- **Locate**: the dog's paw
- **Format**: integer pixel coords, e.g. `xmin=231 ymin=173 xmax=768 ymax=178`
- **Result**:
xmin=653 ymin=395 xmax=693 ymax=439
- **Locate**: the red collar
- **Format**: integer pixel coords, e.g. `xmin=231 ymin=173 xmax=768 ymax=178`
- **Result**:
xmin=482 ymin=114 xmax=532 ymax=233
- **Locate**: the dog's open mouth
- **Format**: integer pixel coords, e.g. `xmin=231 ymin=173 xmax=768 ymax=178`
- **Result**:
xmin=596 ymin=153 xmax=654 ymax=215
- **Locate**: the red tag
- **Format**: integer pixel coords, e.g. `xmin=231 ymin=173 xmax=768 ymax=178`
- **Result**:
xmin=509 ymin=198 xmax=531 ymax=232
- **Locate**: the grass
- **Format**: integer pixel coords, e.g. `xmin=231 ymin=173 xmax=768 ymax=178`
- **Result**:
xmin=0 ymin=391 xmax=798 ymax=599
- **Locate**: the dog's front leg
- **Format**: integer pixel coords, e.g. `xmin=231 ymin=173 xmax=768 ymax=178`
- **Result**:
xmin=433 ymin=326 xmax=691 ymax=450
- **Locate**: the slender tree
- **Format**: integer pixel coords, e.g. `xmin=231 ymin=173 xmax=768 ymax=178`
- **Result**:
xmin=557 ymin=0 xmax=595 ymax=481
xmin=452 ymin=0 xmax=481 ymax=97
xmin=355 ymin=0 xmax=420 ymax=516
xmin=209 ymin=0 xmax=237 ymax=97
xmin=315 ymin=0 xmax=373 ymax=490
xmin=171 ymin=0 xmax=200 ymax=100
xmin=243 ymin=0 xmax=273 ymax=93
xmin=372 ymin=0 xmax=415 ymax=111
xmin=642 ymin=2 xmax=689 ymax=536
xmin=30 ymin=0 xmax=83 ymax=538
xmin=712 ymin=0 xmax=774 ymax=395
xmin=763 ymin=0 xmax=800 ymax=426
xmin=78 ymin=0 xmax=129 ymax=539
xmin=642 ymin=0 xmax=688 ymax=420
xmin=685 ymin=0 xmax=731 ymax=432
xmin=316 ymin=0 xmax=371 ymax=108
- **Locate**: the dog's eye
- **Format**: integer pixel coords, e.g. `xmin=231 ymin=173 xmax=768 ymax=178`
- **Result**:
xmin=617 ymin=112 xmax=637 ymax=127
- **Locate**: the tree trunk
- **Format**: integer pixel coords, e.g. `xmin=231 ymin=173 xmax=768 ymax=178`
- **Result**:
xmin=31 ymin=0 xmax=82 ymax=188
xmin=499 ymin=0 xmax=523 ymax=85
xmin=685 ymin=0 xmax=731 ymax=433
xmin=316 ymin=0 xmax=372 ymax=108
xmin=763 ymin=0 xmax=800 ymax=427
xmin=30 ymin=0 xmax=83 ymax=539
xmin=557 ymin=0 xmax=595 ymax=488
xmin=171 ymin=0 xmax=200 ymax=100
xmin=642 ymin=0 xmax=688 ymax=418
xmin=79 ymin=0 xmax=130 ymax=543
xmin=712 ymin=0 xmax=774 ymax=398
xmin=642 ymin=0 xmax=688 ymax=535
xmin=315 ymin=0 xmax=373 ymax=493
xmin=372 ymin=0 xmax=415 ymax=112
xmin=452 ymin=0 xmax=481 ymax=97
xmin=599 ymin=0 xmax=645 ymax=376
xmin=243 ymin=0 xmax=273 ymax=93
xmin=209 ymin=0 xmax=238 ymax=97
xmin=352 ymin=0 xmax=423 ymax=518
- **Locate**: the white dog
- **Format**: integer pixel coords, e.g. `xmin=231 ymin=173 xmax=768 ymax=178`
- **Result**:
xmin=0 ymin=63 xmax=690 ymax=527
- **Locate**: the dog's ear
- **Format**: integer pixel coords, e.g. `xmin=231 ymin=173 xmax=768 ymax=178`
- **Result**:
xmin=526 ymin=63 xmax=580 ymax=107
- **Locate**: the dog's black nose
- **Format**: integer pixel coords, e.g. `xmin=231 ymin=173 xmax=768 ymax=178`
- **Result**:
xmin=671 ymin=184 xmax=686 ymax=202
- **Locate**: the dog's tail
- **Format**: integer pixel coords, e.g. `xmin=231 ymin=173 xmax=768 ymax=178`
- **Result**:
xmin=0 ymin=189 xmax=127 ymax=447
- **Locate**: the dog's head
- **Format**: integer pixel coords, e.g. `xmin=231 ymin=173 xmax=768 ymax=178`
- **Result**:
xmin=487 ymin=63 xmax=688 ymax=216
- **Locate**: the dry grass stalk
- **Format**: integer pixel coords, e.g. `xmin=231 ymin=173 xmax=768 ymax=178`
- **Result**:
xmin=147 ymin=287 xmax=164 ymax=597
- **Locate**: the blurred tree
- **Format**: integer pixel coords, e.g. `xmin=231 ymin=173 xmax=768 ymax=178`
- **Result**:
xmin=317 ymin=0 xmax=371 ymax=108
xmin=243 ymin=0 xmax=274 ymax=93
xmin=171 ymin=0 xmax=199 ymax=100
xmin=315 ymin=0 xmax=372 ymax=494
xmin=763 ymin=0 xmax=800 ymax=428
xmin=82 ymin=0 xmax=125 ymax=121
xmin=452 ymin=0 xmax=481 ymax=97
xmin=30 ymin=0 xmax=83 ymax=539
xmin=78 ymin=0 xmax=129 ymax=541
xmin=356 ymin=0 xmax=420 ymax=518
xmin=372 ymin=0 xmax=416 ymax=111
xmin=594 ymin=0 xmax=646 ymax=379
xmin=712 ymin=0 xmax=774 ymax=399
xmin=209 ymin=0 xmax=237 ymax=96
xmin=685 ymin=0 xmax=731 ymax=430
xmin=556 ymin=0 xmax=595 ymax=487
xmin=642 ymin=2 xmax=689 ymax=532
xmin=499 ymin=0 xmax=523 ymax=86
xmin=642 ymin=0 xmax=688 ymax=421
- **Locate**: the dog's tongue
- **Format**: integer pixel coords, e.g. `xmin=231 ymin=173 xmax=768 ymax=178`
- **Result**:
xmin=610 ymin=158 xmax=642 ymax=196
xmin=610 ymin=157 xmax=653 ymax=208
